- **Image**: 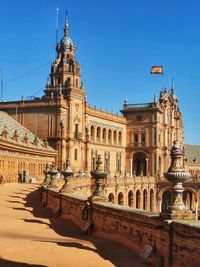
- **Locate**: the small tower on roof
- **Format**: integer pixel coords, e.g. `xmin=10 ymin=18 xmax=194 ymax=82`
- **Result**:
xmin=171 ymin=79 xmax=179 ymax=106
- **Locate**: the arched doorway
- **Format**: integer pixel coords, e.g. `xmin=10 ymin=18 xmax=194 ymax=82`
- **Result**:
xmin=108 ymin=193 xmax=114 ymax=203
xmin=143 ymin=189 xmax=148 ymax=210
xmin=161 ymin=190 xmax=171 ymax=212
xmin=136 ymin=190 xmax=141 ymax=209
xmin=118 ymin=192 xmax=124 ymax=205
xmin=128 ymin=190 xmax=134 ymax=207
xmin=132 ymin=152 xmax=147 ymax=176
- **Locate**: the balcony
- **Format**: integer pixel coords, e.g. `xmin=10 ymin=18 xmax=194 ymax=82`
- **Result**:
xmin=130 ymin=142 xmax=146 ymax=147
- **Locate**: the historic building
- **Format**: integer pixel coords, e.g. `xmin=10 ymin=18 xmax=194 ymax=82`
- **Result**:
xmin=0 ymin=15 xmax=183 ymax=177
xmin=0 ymin=15 xmax=199 ymax=213
xmin=0 ymin=111 xmax=57 ymax=182
xmin=0 ymin=16 xmax=126 ymax=176
xmin=122 ymin=85 xmax=183 ymax=178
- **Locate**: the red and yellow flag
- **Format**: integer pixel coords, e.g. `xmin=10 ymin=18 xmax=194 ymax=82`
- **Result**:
xmin=150 ymin=66 xmax=163 ymax=74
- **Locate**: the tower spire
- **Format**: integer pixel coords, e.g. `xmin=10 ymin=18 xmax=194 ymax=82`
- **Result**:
xmin=64 ymin=11 xmax=69 ymax=36
xmin=171 ymin=78 xmax=175 ymax=95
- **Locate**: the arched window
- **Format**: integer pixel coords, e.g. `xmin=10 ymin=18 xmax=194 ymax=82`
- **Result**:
xmin=108 ymin=193 xmax=114 ymax=203
xmin=136 ymin=190 xmax=141 ymax=209
xmin=97 ymin=127 xmax=101 ymax=142
xmin=102 ymin=128 xmax=106 ymax=143
xmin=150 ymin=189 xmax=154 ymax=212
xmin=132 ymin=152 xmax=147 ymax=176
xmin=108 ymin=129 xmax=112 ymax=144
xmin=90 ymin=126 xmax=95 ymax=142
xmin=113 ymin=130 xmax=117 ymax=144
xmin=134 ymin=133 xmax=138 ymax=146
xmin=118 ymin=192 xmax=124 ymax=205
xmin=143 ymin=189 xmax=148 ymax=210
xmin=128 ymin=190 xmax=134 ymax=207
xmin=118 ymin=131 xmax=122 ymax=145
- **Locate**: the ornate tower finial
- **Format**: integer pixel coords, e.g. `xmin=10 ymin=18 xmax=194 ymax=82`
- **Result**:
xmin=153 ymin=94 xmax=157 ymax=103
xmin=171 ymin=78 xmax=175 ymax=95
xmin=64 ymin=10 xmax=69 ymax=36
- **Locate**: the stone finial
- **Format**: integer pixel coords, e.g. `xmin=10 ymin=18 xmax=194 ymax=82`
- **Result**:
xmin=90 ymin=154 xmax=108 ymax=201
xmin=13 ymin=130 xmax=19 ymax=142
xmin=46 ymin=77 xmax=50 ymax=87
xmin=33 ymin=136 xmax=38 ymax=146
xmin=153 ymin=94 xmax=157 ymax=103
xmin=43 ymin=138 xmax=49 ymax=149
xmin=23 ymin=133 xmax=29 ymax=144
xmin=2 ymin=126 xmax=8 ymax=139
xmin=81 ymin=81 xmax=85 ymax=90
xmin=47 ymin=164 xmax=59 ymax=189
xmin=95 ymin=154 xmax=103 ymax=172
xmin=61 ymin=159 xmax=74 ymax=193
xmin=42 ymin=163 xmax=51 ymax=186
xmin=161 ymin=140 xmax=196 ymax=220
xmin=168 ymin=141 xmax=184 ymax=174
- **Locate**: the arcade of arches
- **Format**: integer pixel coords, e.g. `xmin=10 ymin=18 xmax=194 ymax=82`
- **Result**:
xmin=107 ymin=186 xmax=200 ymax=213
xmin=107 ymin=187 xmax=156 ymax=212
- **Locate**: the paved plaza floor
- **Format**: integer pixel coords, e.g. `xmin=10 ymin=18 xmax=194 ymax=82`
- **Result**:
xmin=0 ymin=183 xmax=146 ymax=267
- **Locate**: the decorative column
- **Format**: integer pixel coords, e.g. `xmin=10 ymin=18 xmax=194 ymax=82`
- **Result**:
xmin=161 ymin=141 xmax=196 ymax=220
xmin=60 ymin=160 xmax=74 ymax=193
xmin=90 ymin=154 xmax=108 ymax=201
xmin=130 ymin=159 xmax=133 ymax=177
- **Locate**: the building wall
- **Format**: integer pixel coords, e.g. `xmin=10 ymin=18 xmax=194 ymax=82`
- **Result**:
xmin=122 ymin=91 xmax=184 ymax=179
xmin=0 ymin=147 xmax=56 ymax=182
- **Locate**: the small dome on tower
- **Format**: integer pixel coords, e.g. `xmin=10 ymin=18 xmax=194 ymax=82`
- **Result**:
xmin=61 ymin=35 xmax=73 ymax=46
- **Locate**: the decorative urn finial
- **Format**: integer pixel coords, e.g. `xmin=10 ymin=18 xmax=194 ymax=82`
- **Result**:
xmin=90 ymin=154 xmax=108 ymax=201
xmin=161 ymin=141 xmax=196 ymax=220
xmin=60 ymin=160 xmax=74 ymax=193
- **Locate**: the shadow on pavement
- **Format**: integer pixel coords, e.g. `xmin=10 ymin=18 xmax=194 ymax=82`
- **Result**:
xmin=0 ymin=258 xmax=47 ymax=267
xmin=11 ymin=187 xmax=145 ymax=267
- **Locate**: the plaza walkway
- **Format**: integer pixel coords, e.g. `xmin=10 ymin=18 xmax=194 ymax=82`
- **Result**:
xmin=0 ymin=183 xmax=146 ymax=267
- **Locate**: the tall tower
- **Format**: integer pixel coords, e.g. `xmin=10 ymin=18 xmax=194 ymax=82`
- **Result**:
xmin=44 ymin=14 xmax=86 ymax=171
xmin=44 ymin=15 xmax=82 ymax=97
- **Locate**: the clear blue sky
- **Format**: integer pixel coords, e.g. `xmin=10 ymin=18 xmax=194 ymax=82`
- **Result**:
xmin=0 ymin=0 xmax=199 ymax=144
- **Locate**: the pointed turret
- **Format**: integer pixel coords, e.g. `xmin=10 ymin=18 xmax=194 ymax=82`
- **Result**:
xmin=171 ymin=79 xmax=178 ymax=104
xmin=171 ymin=79 xmax=175 ymax=95
xmin=64 ymin=12 xmax=69 ymax=37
